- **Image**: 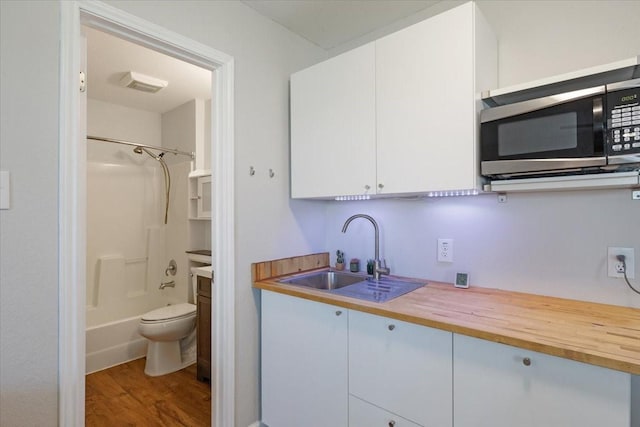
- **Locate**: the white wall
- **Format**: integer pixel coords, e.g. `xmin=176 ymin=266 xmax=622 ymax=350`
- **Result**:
xmin=0 ymin=2 xmax=60 ymax=425
xmin=326 ymin=191 xmax=640 ymax=307
xmin=0 ymin=1 xmax=327 ymax=426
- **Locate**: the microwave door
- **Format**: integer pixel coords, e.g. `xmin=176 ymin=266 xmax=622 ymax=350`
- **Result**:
xmin=481 ymin=86 xmax=606 ymax=177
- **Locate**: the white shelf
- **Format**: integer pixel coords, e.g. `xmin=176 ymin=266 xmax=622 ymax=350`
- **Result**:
xmin=188 ymin=169 xmax=211 ymax=178
xmin=486 ymin=171 xmax=640 ymax=193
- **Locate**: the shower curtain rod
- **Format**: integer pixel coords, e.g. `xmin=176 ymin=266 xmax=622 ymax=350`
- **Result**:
xmin=87 ymin=135 xmax=195 ymax=159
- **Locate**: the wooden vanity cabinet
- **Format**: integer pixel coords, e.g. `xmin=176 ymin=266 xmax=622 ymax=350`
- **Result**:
xmin=196 ymin=274 xmax=211 ymax=383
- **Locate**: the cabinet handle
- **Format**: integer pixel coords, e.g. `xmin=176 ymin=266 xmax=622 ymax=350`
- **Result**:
xmin=522 ymin=357 xmax=531 ymax=366
xmin=388 ymin=324 xmax=395 ymax=331
xmin=378 ymin=183 xmax=384 ymax=189
xmin=335 ymin=310 xmax=342 ymax=316
xmin=364 ymin=185 xmax=371 ymax=191
xmin=388 ymin=421 xmax=396 ymax=427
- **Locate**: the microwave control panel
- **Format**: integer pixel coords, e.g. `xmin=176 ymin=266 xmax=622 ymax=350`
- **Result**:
xmin=607 ymin=83 xmax=640 ymax=160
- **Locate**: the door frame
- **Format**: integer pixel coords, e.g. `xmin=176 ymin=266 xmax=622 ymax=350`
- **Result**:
xmin=59 ymin=2 xmax=236 ymax=426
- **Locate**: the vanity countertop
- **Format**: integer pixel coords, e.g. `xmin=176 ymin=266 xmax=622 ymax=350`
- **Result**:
xmin=253 ymin=253 xmax=640 ymax=375
xmin=192 ymin=265 xmax=213 ymax=280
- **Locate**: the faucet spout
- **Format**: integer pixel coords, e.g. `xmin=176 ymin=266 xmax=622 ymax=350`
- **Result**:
xmin=159 ymin=280 xmax=175 ymax=290
xmin=341 ymin=214 xmax=390 ymax=280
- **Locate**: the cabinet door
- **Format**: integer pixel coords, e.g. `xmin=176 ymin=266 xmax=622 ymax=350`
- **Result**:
xmin=349 ymin=310 xmax=452 ymax=427
xmin=261 ymin=291 xmax=348 ymax=427
xmin=375 ymin=2 xmax=477 ymax=194
xmin=196 ymin=277 xmax=211 ymax=383
xmin=349 ymin=395 xmax=422 ymax=427
xmin=291 ymin=43 xmax=376 ymax=198
xmin=453 ymin=334 xmax=631 ymax=427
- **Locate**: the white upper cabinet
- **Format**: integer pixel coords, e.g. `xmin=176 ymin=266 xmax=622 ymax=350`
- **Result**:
xmin=290 ymin=2 xmax=497 ymax=198
xmin=291 ymin=43 xmax=376 ymax=198
xmin=376 ymin=2 xmax=495 ymax=194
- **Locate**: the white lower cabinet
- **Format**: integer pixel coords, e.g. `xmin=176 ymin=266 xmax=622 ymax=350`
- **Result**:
xmin=349 ymin=310 xmax=453 ymax=427
xmin=261 ymin=291 xmax=348 ymax=427
xmin=453 ymin=334 xmax=631 ymax=427
xmin=349 ymin=395 xmax=422 ymax=427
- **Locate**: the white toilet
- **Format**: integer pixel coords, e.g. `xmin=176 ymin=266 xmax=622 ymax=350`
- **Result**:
xmin=138 ymin=302 xmax=197 ymax=376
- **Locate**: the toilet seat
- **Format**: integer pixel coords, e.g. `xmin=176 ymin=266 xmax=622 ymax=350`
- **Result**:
xmin=140 ymin=303 xmax=196 ymax=323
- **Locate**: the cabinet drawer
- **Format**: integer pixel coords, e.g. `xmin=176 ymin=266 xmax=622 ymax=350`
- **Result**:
xmin=349 ymin=310 xmax=452 ymax=427
xmin=349 ymin=395 xmax=422 ymax=427
xmin=197 ymin=275 xmax=211 ymax=298
xmin=453 ymin=334 xmax=630 ymax=427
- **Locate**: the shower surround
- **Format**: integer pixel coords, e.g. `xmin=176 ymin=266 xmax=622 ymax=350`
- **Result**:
xmin=86 ymin=99 xmax=192 ymax=373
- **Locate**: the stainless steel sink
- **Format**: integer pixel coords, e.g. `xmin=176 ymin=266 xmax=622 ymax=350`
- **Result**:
xmin=278 ymin=271 xmax=425 ymax=302
xmin=278 ymin=270 xmax=365 ymax=290
xmin=331 ymin=277 xmax=425 ymax=302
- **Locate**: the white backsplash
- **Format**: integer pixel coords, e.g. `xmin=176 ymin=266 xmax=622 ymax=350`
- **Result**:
xmin=325 ymin=188 xmax=640 ymax=308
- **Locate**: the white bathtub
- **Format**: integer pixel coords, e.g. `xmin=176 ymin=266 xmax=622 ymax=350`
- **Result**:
xmin=86 ymin=315 xmax=147 ymax=374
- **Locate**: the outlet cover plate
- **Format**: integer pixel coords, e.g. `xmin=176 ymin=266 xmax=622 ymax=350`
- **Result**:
xmin=438 ymin=238 xmax=453 ymax=263
xmin=607 ymin=247 xmax=635 ymax=279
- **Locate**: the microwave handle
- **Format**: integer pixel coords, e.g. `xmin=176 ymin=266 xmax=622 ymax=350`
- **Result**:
xmin=481 ymin=85 xmax=606 ymax=123
xmin=593 ymin=97 xmax=605 ymax=154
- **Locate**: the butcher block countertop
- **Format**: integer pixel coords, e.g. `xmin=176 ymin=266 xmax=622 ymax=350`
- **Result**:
xmin=252 ymin=253 xmax=640 ymax=375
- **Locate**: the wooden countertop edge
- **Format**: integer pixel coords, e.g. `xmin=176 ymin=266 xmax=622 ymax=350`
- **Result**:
xmin=254 ymin=278 xmax=640 ymax=375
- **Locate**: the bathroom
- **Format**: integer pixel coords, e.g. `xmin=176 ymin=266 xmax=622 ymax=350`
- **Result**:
xmin=83 ymin=27 xmax=213 ymax=378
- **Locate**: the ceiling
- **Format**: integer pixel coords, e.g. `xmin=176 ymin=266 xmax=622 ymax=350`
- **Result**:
xmin=86 ymin=1 xmax=443 ymax=113
xmin=85 ymin=26 xmax=212 ymax=114
xmin=242 ymin=0 xmax=443 ymax=50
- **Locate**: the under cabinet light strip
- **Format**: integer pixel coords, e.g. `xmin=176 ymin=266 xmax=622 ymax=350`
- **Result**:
xmin=335 ymin=195 xmax=371 ymax=201
xmin=427 ymin=189 xmax=479 ymax=197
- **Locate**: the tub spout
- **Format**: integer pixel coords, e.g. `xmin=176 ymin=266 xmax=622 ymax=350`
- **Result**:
xmin=159 ymin=280 xmax=175 ymax=290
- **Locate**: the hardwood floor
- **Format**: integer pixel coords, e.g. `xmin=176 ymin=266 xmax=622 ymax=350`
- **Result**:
xmin=86 ymin=358 xmax=211 ymax=426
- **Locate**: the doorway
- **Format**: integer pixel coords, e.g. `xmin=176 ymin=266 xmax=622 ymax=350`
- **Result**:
xmin=84 ymin=24 xmax=211 ymax=423
xmin=59 ymin=2 xmax=235 ymax=426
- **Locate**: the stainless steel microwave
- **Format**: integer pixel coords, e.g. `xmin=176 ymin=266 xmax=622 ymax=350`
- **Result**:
xmin=480 ymin=79 xmax=640 ymax=179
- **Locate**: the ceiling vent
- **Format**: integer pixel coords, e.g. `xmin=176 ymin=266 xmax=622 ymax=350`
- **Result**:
xmin=120 ymin=71 xmax=168 ymax=93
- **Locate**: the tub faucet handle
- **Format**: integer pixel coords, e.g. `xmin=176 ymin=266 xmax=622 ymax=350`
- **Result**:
xmin=165 ymin=259 xmax=177 ymax=276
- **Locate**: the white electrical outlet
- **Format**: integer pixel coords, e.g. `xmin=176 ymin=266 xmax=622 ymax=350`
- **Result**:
xmin=607 ymin=247 xmax=635 ymax=279
xmin=438 ymin=238 xmax=453 ymax=263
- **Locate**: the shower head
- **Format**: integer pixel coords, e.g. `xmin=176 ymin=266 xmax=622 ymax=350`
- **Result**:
xmin=133 ymin=146 xmax=143 ymax=154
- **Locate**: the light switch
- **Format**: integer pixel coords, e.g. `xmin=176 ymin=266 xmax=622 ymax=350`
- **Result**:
xmin=1 ymin=171 xmax=10 ymax=209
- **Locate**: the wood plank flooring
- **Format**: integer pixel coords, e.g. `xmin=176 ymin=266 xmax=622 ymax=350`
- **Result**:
xmin=86 ymin=358 xmax=211 ymax=426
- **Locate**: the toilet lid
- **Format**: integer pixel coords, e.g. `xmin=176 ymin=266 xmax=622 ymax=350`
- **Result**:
xmin=141 ymin=303 xmax=196 ymax=322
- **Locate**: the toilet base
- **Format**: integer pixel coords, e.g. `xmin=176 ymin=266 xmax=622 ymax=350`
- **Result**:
xmin=143 ymin=338 xmax=196 ymax=377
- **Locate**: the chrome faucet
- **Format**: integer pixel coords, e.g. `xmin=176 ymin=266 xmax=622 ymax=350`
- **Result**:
xmin=159 ymin=280 xmax=175 ymax=290
xmin=341 ymin=214 xmax=390 ymax=281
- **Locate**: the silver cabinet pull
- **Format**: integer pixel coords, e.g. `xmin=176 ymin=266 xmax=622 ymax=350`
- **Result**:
xmin=388 ymin=421 xmax=396 ymax=427
xmin=388 ymin=324 xmax=395 ymax=331
xmin=364 ymin=185 xmax=371 ymax=191
xmin=335 ymin=310 xmax=342 ymax=316
xmin=378 ymin=183 xmax=384 ymax=189
xmin=523 ymin=357 xmax=531 ymax=366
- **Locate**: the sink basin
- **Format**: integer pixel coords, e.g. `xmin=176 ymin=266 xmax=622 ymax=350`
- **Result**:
xmin=278 ymin=270 xmax=365 ymax=290
xmin=278 ymin=271 xmax=426 ymax=302
xmin=331 ymin=277 xmax=425 ymax=302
